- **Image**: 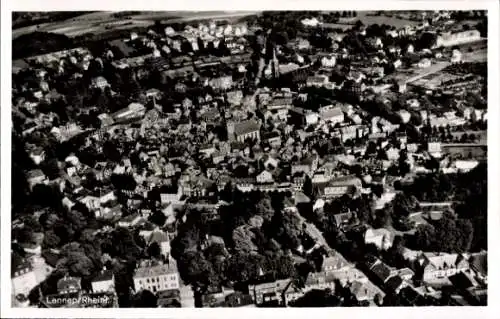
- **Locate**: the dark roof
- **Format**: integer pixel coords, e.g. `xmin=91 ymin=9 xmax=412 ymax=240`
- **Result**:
xmin=157 ymin=289 xmax=181 ymax=300
xmin=370 ymin=262 xmax=393 ymax=283
xmin=233 ymin=120 xmax=260 ymax=136
xmin=92 ymin=270 xmax=113 ymax=283
xmin=42 ymin=250 xmax=61 ymax=268
xmin=469 ymin=252 xmax=487 ymax=276
xmin=449 ymin=272 xmax=475 ymax=289
xmin=57 ymin=276 xmax=81 ymax=292
xmin=11 ymin=257 xmax=32 ymax=277
xmin=109 ymin=39 xmax=136 ymax=57
xmin=385 ymin=275 xmax=404 ymax=291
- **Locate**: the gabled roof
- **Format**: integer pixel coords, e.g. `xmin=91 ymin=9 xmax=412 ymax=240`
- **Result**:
xmin=385 ymin=275 xmax=404 ymax=291
xmin=423 ymin=253 xmax=468 ymax=270
xmin=233 ymin=120 xmax=260 ymax=136
xmin=469 ymin=252 xmax=487 ymax=276
xmin=92 ymin=270 xmax=113 ymax=283
xmin=370 ymin=261 xmax=395 ymax=283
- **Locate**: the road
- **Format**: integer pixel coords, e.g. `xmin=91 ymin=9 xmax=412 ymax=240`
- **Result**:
xmin=294 ymin=209 xmax=333 ymax=253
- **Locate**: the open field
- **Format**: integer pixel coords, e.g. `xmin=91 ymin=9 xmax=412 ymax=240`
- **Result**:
xmin=322 ymin=11 xmax=421 ymax=31
xmin=12 ymin=11 xmax=261 ymax=39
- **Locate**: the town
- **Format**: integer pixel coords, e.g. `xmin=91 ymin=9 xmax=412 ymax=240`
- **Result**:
xmin=11 ymin=10 xmax=487 ymax=308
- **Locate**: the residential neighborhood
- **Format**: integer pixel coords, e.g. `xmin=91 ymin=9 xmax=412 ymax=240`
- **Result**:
xmin=10 ymin=10 xmax=488 ymax=308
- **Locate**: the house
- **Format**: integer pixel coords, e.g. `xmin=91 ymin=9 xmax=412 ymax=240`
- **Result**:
xmin=91 ymin=269 xmax=115 ymax=293
xmin=160 ymin=185 xmax=183 ymax=204
xmin=364 ymin=228 xmax=394 ymax=250
xmin=434 ymin=30 xmax=481 ymax=48
xmin=348 ymin=279 xmax=385 ymax=302
xmin=157 ymin=289 xmax=181 ymax=307
xmin=320 ymin=55 xmax=336 ymax=68
xmin=290 ymin=107 xmax=319 ymax=126
xmin=209 ymin=75 xmax=233 ymax=90
xmin=117 ymin=213 xmax=143 ymax=228
xmin=306 ymin=75 xmax=329 ymax=87
xmin=386 ymin=147 xmax=400 ymax=161
xmin=29 ymin=148 xmax=46 ymax=165
xmin=418 ymin=252 xmax=469 ymax=284
xmin=11 ymin=259 xmax=38 ymax=297
xmin=256 ymin=170 xmax=274 ymax=184
xmin=333 ymin=211 xmax=356 ymax=229
xmin=339 ymin=125 xmax=359 ymax=142
xmin=147 ymin=230 xmax=172 ymax=257
xmin=319 ymin=105 xmax=344 ymax=126
xmin=318 ymin=175 xmax=362 ymax=198
xmin=248 ymin=278 xmax=292 ymax=306
xmin=133 ymin=260 xmax=180 ymax=293
xmin=227 ymin=120 xmax=261 ymax=142
xmin=112 ymin=103 xmax=146 ymax=121
xmin=91 ymin=76 xmax=110 ymax=90
xmin=417 ymin=58 xmax=431 ymax=69
xmin=26 ymin=169 xmax=47 ymax=190
xmin=57 ymin=276 xmax=82 ymax=294
xmin=398 ymin=110 xmax=411 ymax=123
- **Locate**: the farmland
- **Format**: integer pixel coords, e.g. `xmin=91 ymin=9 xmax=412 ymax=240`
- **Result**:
xmin=12 ymin=11 xmax=260 ymax=39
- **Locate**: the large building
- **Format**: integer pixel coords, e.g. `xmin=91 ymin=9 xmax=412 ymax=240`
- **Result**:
xmin=11 ymin=259 xmax=38 ymax=298
xmin=434 ymin=30 xmax=481 ymax=48
xmin=133 ymin=261 xmax=180 ymax=293
xmin=227 ymin=120 xmax=261 ymax=142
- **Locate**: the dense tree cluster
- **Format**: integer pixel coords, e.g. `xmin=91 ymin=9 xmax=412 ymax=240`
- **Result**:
xmin=170 ymin=190 xmax=302 ymax=296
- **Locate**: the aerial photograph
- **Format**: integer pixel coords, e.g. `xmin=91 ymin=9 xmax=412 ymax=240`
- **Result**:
xmin=10 ymin=10 xmax=487 ymax=308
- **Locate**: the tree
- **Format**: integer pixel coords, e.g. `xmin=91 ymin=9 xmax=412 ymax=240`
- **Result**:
xmin=149 ymin=211 xmax=167 ymax=227
xmin=256 ymin=197 xmax=275 ymax=222
xmin=302 ymin=175 xmax=314 ymax=198
xmin=455 ymin=219 xmax=474 ymax=252
xmin=271 ymin=210 xmax=302 ymax=250
xmin=413 ymin=224 xmax=436 ymax=251
xmin=225 ymin=252 xmax=264 ymax=283
xmin=31 ymin=184 xmax=63 ymax=209
xmin=232 ymin=225 xmax=258 ymax=253
xmin=40 ymin=158 xmax=61 ymax=180
xmin=373 ymin=206 xmax=392 ymax=228
xmin=147 ymin=242 xmax=162 ymax=259
xmin=178 ymin=252 xmax=219 ymax=292
xmin=103 ymin=141 xmax=121 ymax=162
xmin=133 ymin=289 xmax=158 ymax=307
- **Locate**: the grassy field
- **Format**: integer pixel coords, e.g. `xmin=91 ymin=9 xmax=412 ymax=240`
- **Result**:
xmin=12 ymin=11 xmax=260 ymax=39
xmin=323 ymin=11 xmax=422 ymax=31
xmin=357 ymin=12 xmax=421 ymax=28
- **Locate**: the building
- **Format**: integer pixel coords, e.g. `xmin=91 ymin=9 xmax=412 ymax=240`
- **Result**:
xmin=290 ymin=107 xmax=319 ymax=126
xmin=147 ymin=230 xmax=172 ymax=257
xmin=306 ymin=75 xmax=329 ymax=87
xmin=134 ymin=261 xmax=180 ymax=293
xmin=256 ymin=170 xmax=274 ymax=184
xmin=227 ymin=120 xmax=261 ymax=142
xmin=418 ymin=252 xmax=469 ymax=284
xmin=91 ymin=76 xmax=110 ymax=90
xmin=248 ymin=278 xmax=292 ymax=306
xmin=209 ymin=75 xmax=233 ymax=91
xmin=91 ymin=270 xmax=115 ymax=293
xmin=160 ymin=185 xmax=183 ymax=204
xmin=26 ymin=169 xmax=47 ymax=190
xmin=112 ymin=103 xmax=146 ymax=121
xmin=12 ymin=259 xmax=37 ymax=298
xmin=57 ymin=276 xmax=82 ymax=294
xmin=434 ymin=30 xmax=481 ymax=48
xmin=320 ymin=55 xmax=336 ymax=68
xmin=319 ymin=105 xmax=344 ymax=125
xmin=364 ymin=228 xmax=394 ymax=250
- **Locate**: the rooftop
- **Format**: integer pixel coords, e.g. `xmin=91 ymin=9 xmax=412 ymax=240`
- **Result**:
xmin=134 ymin=261 xmax=178 ymax=279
